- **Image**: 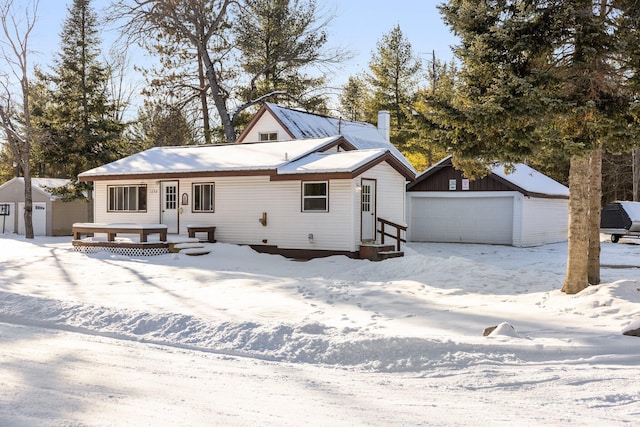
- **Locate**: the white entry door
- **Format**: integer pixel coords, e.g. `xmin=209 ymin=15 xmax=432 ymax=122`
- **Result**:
xmin=18 ymin=202 xmax=46 ymax=236
xmin=361 ymin=179 xmax=376 ymax=242
xmin=161 ymin=181 xmax=179 ymax=233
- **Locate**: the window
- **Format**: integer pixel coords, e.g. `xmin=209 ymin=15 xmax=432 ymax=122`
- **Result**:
xmin=193 ymin=183 xmax=215 ymax=212
xmin=108 ymin=185 xmax=147 ymax=212
xmin=259 ymin=132 xmax=278 ymax=141
xmin=302 ymin=181 xmax=328 ymax=212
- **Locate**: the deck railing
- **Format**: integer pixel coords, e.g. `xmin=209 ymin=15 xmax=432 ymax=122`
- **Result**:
xmin=377 ymin=218 xmax=407 ymax=251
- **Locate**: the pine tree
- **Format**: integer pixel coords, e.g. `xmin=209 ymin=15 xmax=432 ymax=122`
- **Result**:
xmin=367 ymin=25 xmax=422 ymax=148
xmin=34 ymin=0 xmax=124 ymax=181
xmin=234 ymin=0 xmax=335 ymax=113
xmin=437 ymin=0 xmax=640 ymax=293
xmin=338 ymin=75 xmax=369 ymax=122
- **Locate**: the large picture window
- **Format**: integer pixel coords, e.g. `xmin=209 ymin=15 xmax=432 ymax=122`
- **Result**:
xmin=302 ymin=181 xmax=328 ymax=212
xmin=108 ymin=185 xmax=147 ymax=212
xmin=193 ymin=183 xmax=215 ymax=212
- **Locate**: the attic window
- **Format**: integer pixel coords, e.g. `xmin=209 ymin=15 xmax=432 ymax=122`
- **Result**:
xmin=302 ymin=181 xmax=328 ymax=212
xmin=259 ymin=132 xmax=278 ymax=141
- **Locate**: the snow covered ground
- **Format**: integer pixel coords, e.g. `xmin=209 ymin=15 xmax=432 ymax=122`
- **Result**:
xmin=1 ymin=234 xmax=639 ymax=426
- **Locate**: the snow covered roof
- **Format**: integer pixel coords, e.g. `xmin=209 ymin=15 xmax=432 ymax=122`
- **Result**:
xmin=0 ymin=177 xmax=72 ymax=199
xmin=79 ymin=136 xmax=413 ymax=181
xmin=79 ymin=137 xmax=342 ymax=179
xmin=277 ymin=149 xmax=390 ymax=175
xmin=490 ymin=163 xmax=569 ymax=197
xmin=243 ymin=103 xmax=417 ymax=175
xmin=410 ymin=156 xmax=569 ymax=197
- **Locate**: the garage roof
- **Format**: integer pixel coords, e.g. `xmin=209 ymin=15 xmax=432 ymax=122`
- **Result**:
xmin=408 ymin=157 xmax=569 ymax=198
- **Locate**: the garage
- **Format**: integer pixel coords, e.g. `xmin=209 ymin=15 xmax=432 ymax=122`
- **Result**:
xmin=407 ymin=157 xmax=569 ymax=247
xmin=410 ymin=195 xmax=514 ymax=244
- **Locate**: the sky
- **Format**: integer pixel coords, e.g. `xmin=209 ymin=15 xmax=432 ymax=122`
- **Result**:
xmin=25 ymin=1 xmax=458 ymax=95
xmin=1 ymin=234 xmax=640 ymax=424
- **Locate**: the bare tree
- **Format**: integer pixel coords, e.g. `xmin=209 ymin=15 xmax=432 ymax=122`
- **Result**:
xmin=111 ymin=0 xmax=238 ymax=142
xmin=0 ymin=0 xmax=38 ymax=238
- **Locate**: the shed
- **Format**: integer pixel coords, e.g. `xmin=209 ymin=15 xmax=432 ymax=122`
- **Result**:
xmin=406 ymin=157 xmax=569 ymax=247
xmin=0 ymin=177 xmax=89 ymax=236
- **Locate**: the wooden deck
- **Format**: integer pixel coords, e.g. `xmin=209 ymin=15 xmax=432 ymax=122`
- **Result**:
xmin=72 ymin=223 xmax=168 ymax=243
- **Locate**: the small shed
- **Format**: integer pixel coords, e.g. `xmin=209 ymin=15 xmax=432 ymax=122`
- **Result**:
xmin=0 ymin=177 xmax=89 ymax=236
xmin=406 ymin=157 xmax=569 ymax=247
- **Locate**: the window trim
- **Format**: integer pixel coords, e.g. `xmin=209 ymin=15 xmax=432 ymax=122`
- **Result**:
xmin=301 ymin=181 xmax=328 ymax=213
xmin=192 ymin=182 xmax=215 ymax=213
xmin=259 ymin=131 xmax=278 ymax=142
xmin=107 ymin=184 xmax=147 ymax=212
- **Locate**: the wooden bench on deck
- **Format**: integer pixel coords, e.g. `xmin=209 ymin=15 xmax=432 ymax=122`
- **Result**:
xmin=186 ymin=225 xmax=216 ymax=243
xmin=72 ymin=223 xmax=168 ymax=243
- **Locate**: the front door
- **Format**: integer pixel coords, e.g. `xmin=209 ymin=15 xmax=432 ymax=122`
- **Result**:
xmin=161 ymin=181 xmax=179 ymax=233
xmin=361 ymin=179 xmax=376 ymax=242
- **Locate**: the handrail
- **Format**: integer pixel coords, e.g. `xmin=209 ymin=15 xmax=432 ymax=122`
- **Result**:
xmin=377 ymin=217 xmax=407 ymax=251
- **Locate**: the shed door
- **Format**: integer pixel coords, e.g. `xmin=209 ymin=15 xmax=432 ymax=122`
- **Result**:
xmin=18 ymin=202 xmax=46 ymax=236
xmin=161 ymin=181 xmax=179 ymax=233
xmin=410 ymin=196 xmax=513 ymax=244
xmin=361 ymin=179 xmax=376 ymax=241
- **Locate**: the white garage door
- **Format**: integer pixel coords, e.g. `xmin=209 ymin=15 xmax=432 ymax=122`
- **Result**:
xmin=18 ymin=202 xmax=47 ymax=236
xmin=410 ymin=196 xmax=514 ymax=244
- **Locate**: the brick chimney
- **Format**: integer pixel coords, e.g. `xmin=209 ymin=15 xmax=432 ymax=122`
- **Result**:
xmin=377 ymin=110 xmax=390 ymax=142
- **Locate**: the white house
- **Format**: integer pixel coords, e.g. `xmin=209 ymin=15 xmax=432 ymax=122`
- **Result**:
xmin=406 ymin=156 xmax=569 ymax=247
xmin=0 ymin=177 xmax=89 ymax=236
xmin=78 ymin=136 xmax=415 ymax=258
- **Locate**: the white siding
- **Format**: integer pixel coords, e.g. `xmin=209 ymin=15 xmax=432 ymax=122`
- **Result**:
xmin=356 ymin=162 xmax=407 ymax=245
xmin=517 ymin=197 xmax=568 ymax=247
xmin=241 ymin=114 xmax=291 ymax=142
xmin=91 ymin=161 xmax=408 ymax=253
xmin=93 ymin=180 xmax=162 ymax=225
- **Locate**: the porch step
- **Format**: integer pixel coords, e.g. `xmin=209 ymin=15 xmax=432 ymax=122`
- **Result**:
xmin=181 ymin=247 xmax=211 ymax=256
xmin=378 ymin=250 xmax=404 ymax=260
xmin=359 ymin=244 xmax=404 ymax=261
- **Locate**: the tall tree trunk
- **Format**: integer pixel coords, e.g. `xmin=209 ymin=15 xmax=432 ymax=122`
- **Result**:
xmin=22 ymin=162 xmax=34 ymax=239
xmin=197 ymin=47 xmax=212 ymax=145
xmin=633 ymin=148 xmax=640 ymax=201
xmin=588 ymin=147 xmax=602 ymax=285
xmin=563 ymin=154 xmax=590 ymax=294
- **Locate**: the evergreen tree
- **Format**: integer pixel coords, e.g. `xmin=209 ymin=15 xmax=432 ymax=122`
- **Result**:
xmin=338 ymin=75 xmax=369 ymax=122
xmin=234 ymin=0 xmax=335 ymax=113
xmin=367 ymin=25 xmax=422 ymax=148
xmin=133 ymin=101 xmax=197 ymax=148
xmin=436 ymin=0 xmax=640 ymax=293
xmin=34 ymin=0 xmax=124 ymax=181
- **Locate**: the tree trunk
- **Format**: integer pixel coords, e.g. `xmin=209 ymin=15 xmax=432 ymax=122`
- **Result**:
xmin=563 ymin=154 xmax=590 ymax=294
xmin=588 ymin=147 xmax=601 ymax=285
xmin=633 ymin=148 xmax=640 ymax=201
xmin=22 ymin=160 xmax=34 ymax=239
xmin=200 ymin=48 xmax=235 ymax=143
xmin=197 ymin=47 xmax=212 ymax=145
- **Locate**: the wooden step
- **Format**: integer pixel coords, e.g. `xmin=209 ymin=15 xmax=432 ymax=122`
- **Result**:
xmin=359 ymin=244 xmax=404 ymax=261
xmin=181 ymin=248 xmax=211 ymax=256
